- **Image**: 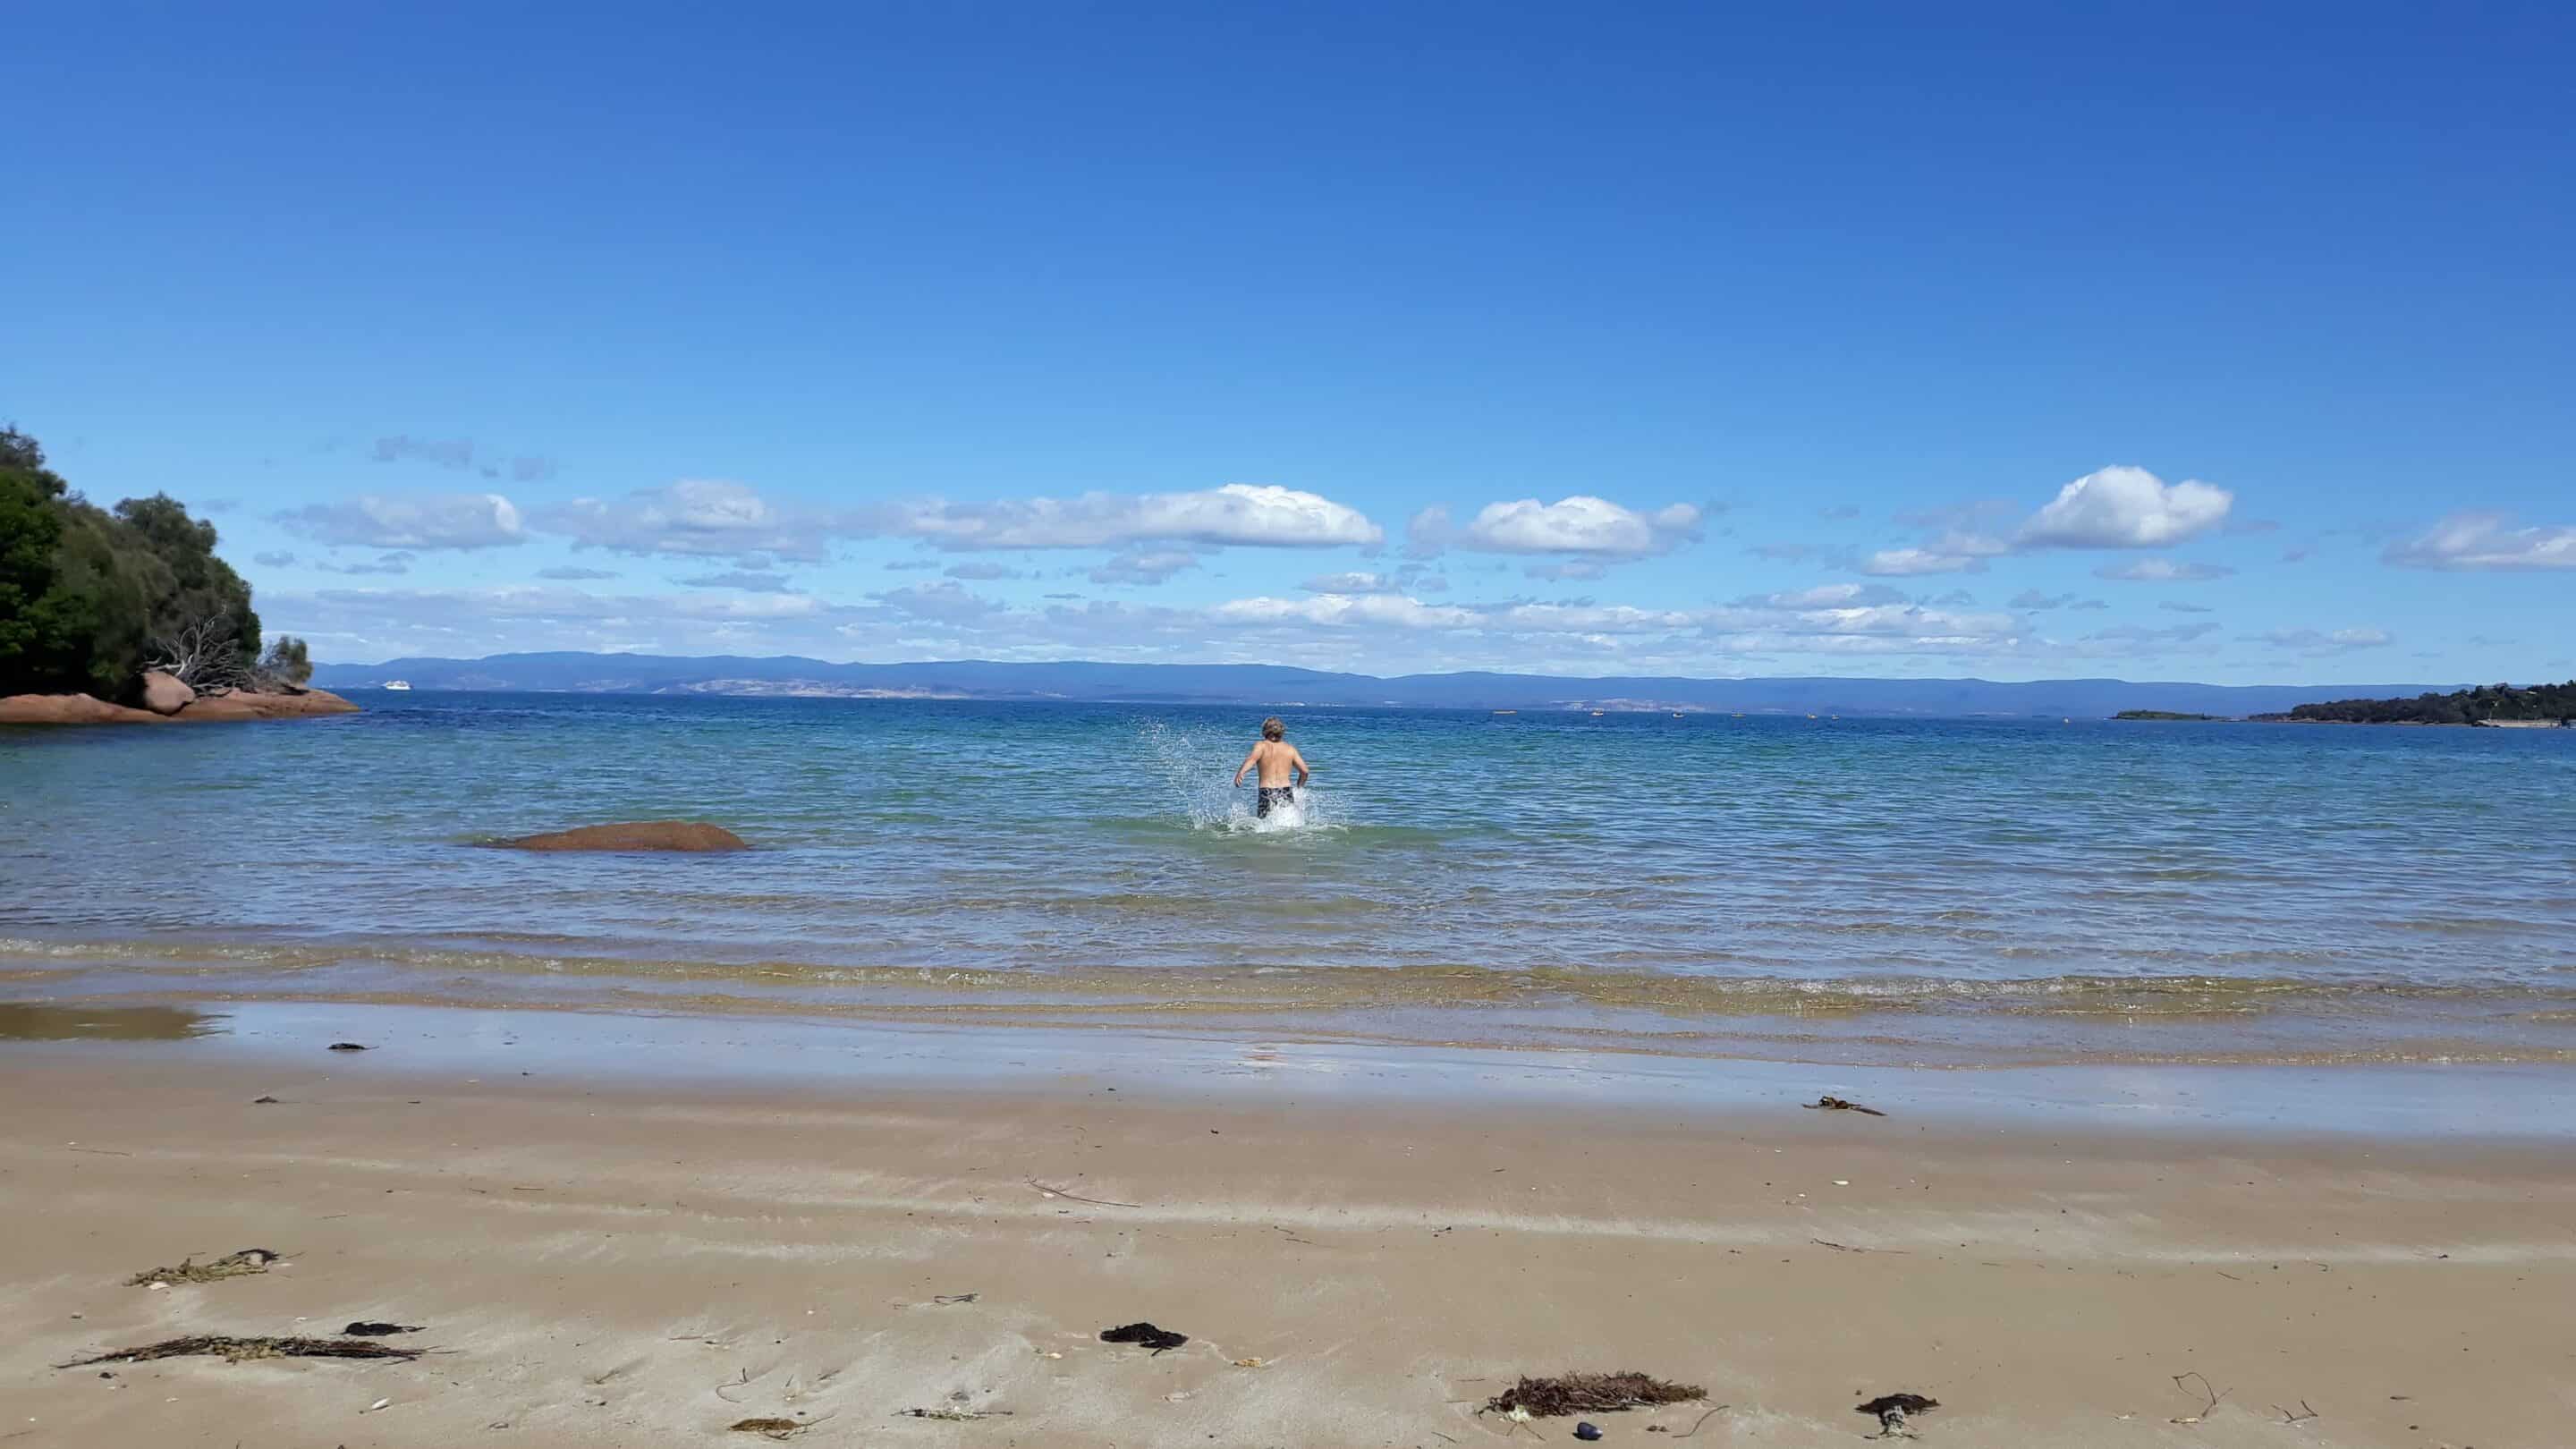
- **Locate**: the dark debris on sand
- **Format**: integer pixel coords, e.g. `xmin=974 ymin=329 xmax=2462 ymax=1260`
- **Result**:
xmin=1486 ymin=1371 xmax=1706 ymax=1418
xmin=58 ymin=1335 xmax=423 ymax=1368
xmin=343 ymin=1321 xmax=425 ymax=1336
xmin=1099 ymin=1322 xmax=1190 ymax=1353
xmin=1857 ymin=1392 xmax=1939 ymax=1436
xmin=1806 ymin=1096 xmax=1888 ymax=1116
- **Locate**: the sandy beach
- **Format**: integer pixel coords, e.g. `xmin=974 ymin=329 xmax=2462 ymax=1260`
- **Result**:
xmin=3 ymin=1040 xmax=2569 ymax=1448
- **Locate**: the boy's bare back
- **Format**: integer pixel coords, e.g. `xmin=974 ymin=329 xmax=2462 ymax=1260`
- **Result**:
xmin=1232 ymin=717 xmax=1312 ymax=817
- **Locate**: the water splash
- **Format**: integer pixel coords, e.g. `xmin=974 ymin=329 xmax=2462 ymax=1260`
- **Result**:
xmin=1134 ymin=716 xmax=1341 ymax=834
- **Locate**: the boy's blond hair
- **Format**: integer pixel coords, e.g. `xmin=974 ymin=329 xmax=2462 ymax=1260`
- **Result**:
xmin=1260 ymin=716 xmax=1286 ymax=741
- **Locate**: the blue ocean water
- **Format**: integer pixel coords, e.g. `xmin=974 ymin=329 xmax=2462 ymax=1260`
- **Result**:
xmin=4 ymin=693 xmax=2572 ymax=1065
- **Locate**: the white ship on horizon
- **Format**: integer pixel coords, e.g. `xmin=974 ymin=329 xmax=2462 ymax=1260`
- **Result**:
xmin=382 ymin=680 xmax=412 ymax=691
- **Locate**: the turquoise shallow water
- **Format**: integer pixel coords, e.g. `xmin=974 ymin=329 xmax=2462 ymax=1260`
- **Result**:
xmin=4 ymin=693 xmax=2573 ymax=1065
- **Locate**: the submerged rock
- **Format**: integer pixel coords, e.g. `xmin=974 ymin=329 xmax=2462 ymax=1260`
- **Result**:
xmin=489 ymin=821 xmax=750 ymax=853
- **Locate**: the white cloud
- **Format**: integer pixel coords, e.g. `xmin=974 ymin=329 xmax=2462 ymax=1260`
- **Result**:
xmin=877 ymin=483 xmax=1381 ymax=551
xmin=1402 ymin=504 xmax=1453 ymax=559
xmin=677 ymin=570 xmax=798 ymax=593
xmin=1760 ymin=582 xmax=1907 ymax=608
xmin=1524 ymin=560 xmax=1609 ymax=581
xmin=1458 ymin=496 xmax=1702 ymax=556
xmin=537 ymin=566 xmax=620 ymax=580
xmin=2095 ymin=557 xmax=2236 ymax=582
xmin=1089 ymin=549 xmax=1201 ymax=586
xmin=1215 ymin=594 xmax=1479 ymax=630
xmin=1861 ymin=547 xmax=1988 ymax=576
xmin=943 ymin=562 xmax=1028 ymax=580
xmin=1301 ymin=572 xmax=1398 ymax=594
xmin=2245 ymin=627 xmax=2394 ymax=653
xmin=535 ymin=479 xmax=828 ymax=562
xmin=276 ymin=492 xmax=525 ymax=549
xmin=2383 ymin=513 xmax=2576 ymax=571
xmin=2018 ymin=466 xmax=2233 ymax=548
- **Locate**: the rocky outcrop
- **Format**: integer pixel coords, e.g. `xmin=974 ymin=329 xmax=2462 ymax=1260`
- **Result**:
xmin=0 ymin=693 xmax=168 ymax=725
xmin=488 ymin=821 xmax=751 ymax=852
xmin=179 ymin=688 xmax=361 ymax=720
xmin=0 ymin=686 xmax=360 ymax=725
xmin=140 ymin=671 xmax=197 ymax=716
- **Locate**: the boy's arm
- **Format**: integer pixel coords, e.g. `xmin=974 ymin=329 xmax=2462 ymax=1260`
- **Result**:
xmin=1233 ymin=743 xmax=1263 ymax=786
xmin=1292 ymin=746 xmax=1313 ymax=784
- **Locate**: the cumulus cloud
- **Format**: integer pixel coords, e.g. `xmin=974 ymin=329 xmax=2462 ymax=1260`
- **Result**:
xmin=1456 ymin=496 xmax=1702 ymax=556
xmin=1216 ymin=594 xmax=1481 ymax=630
xmin=1301 ymin=572 xmax=1398 ymax=594
xmin=252 ymin=550 xmax=297 ymax=567
xmin=1524 ymin=560 xmax=1609 ymax=581
xmin=2018 ymin=466 xmax=2233 ymax=548
xmin=1861 ymin=547 xmax=1988 ymax=577
xmin=1403 ymin=505 xmax=1453 ymax=559
xmin=537 ymin=566 xmax=620 ymax=580
xmin=2094 ymin=557 xmax=2235 ymax=582
xmin=535 ymin=479 xmax=829 ymax=562
xmin=877 ymin=484 xmax=1381 ymax=552
xmin=317 ymin=551 xmax=416 ymax=577
xmin=1089 ymin=550 xmax=1201 ymax=586
xmin=371 ymin=436 xmax=477 ymax=470
xmin=2383 ymin=513 xmax=2576 ymax=571
xmin=2087 ymin=622 xmax=2220 ymax=645
xmin=2244 ymin=627 xmax=2394 ymax=653
xmin=276 ymin=492 xmax=525 ymax=549
xmin=677 ymin=571 xmax=798 ymax=593
xmin=1756 ymin=583 xmax=1909 ymax=608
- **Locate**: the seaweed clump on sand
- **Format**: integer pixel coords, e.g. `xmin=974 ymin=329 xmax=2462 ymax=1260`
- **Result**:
xmin=1486 ymin=1371 xmax=1706 ymax=1418
xmin=58 ymin=1335 xmax=422 ymax=1368
xmin=1100 ymin=1322 xmax=1189 ymax=1353
xmin=123 ymin=1249 xmax=282 ymax=1286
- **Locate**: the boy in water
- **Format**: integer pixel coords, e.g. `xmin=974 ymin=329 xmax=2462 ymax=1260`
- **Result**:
xmin=1233 ymin=716 xmax=1313 ymax=818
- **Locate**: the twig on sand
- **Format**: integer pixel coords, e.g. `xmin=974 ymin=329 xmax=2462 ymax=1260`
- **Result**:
xmin=1026 ymin=1178 xmax=1140 ymax=1208
xmin=2168 ymin=1372 xmax=2229 ymax=1426
xmin=2274 ymin=1400 xmax=2319 ymax=1425
xmin=715 ymin=1368 xmax=757 ymax=1404
xmin=1813 ymin=1238 xmax=1908 ymax=1255
xmin=57 ymin=1336 xmax=419 ymax=1368
xmin=900 ymin=1407 xmax=1014 ymax=1421
xmin=729 ymin=1414 xmax=834 ymax=1440
xmin=1673 ymin=1405 xmax=1733 ymax=1437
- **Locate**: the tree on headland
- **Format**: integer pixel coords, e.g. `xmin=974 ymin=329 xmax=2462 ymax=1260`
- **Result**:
xmin=2267 ymin=681 xmax=2576 ymax=724
xmin=258 ymin=634 xmax=313 ymax=688
xmin=0 ymin=425 xmax=266 ymax=701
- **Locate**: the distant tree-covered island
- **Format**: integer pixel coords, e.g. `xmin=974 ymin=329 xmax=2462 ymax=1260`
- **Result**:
xmin=2254 ymin=682 xmax=2576 ymax=726
xmin=2112 ymin=710 xmax=2229 ymax=721
xmin=2 ymin=425 xmax=330 ymax=721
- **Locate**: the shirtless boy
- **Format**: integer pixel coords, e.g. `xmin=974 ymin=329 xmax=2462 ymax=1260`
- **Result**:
xmin=1232 ymin=716 xmax=1313 ymax=818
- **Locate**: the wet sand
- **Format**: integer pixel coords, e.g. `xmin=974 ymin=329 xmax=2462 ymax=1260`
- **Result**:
xmin=2 ymin=1047 xmax=2570 ymax=1447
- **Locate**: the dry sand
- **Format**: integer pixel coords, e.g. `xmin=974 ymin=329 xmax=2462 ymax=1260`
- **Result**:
xmin=1 ymin=1053 xmax=2568 ymax=1447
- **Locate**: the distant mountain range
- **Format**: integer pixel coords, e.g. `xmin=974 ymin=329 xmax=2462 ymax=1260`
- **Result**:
xmin=309 ymin=652 xmax=2457 ymax=718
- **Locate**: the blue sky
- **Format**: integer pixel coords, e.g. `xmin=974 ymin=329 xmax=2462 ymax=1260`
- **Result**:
xmin=5 ymin=1 xmax=2570 ymax=682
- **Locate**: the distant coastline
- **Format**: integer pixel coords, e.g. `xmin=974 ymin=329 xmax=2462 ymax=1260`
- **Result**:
xmin=309 ymin=651 xmax=2467 ymax=721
